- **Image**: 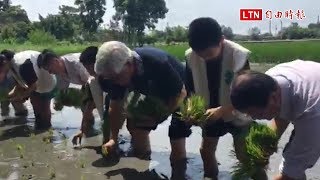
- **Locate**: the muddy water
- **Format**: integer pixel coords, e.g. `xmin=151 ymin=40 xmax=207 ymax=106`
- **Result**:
xmin=1 ymin=63 xmax=320 ymax=180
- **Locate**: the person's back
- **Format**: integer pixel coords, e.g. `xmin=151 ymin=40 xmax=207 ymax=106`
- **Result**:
xmin=62 ymin=53 xmax=81 ymax=62
xmin=266 ymin=60 xmax=320 ymax=121
xmin=57 ymin=52 xmax=89 ymax=88
xmin=133 ymin=47 xmax=185 ymax=101
xmin=12 ymin=50 xmax=56 ymax=93
xmin=12 ymin=50 xmax=40 ymax=65
xmin=134 ymin=47 xmax=184 ymax=76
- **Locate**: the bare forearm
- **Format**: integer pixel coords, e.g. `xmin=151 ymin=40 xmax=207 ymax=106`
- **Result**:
xmin=20 ymin=86 xmax=35 ymax=98
xmin=167 ymin=86 xmax=187 ymax=112
xmin=109 ymin=100 xmax=125 ymax=141
xmin=269 ymin=117 xmax=289 ymax=138
xmin=9 ymin=83 xmax=36 ymax=100
xmin=274 ymin=174 xmax=300 ymax=180
xmin=80 ymin=101 xmax=95 ymax=131
xmin=220 ymin=104 xmax=234 ymax=115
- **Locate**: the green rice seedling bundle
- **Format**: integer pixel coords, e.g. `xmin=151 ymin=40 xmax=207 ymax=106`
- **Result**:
xmin=54 ymin=88 xmax=84 ymax=111
xmin=127 ymin=92 xmax=169 ymax=122
xmin=177 ymin=95 xmax=208 ymax=126
xmin=231 ymin=122 xmax=278 ymax=179
xmin=101 ymin=145 xmax=109 ymax=157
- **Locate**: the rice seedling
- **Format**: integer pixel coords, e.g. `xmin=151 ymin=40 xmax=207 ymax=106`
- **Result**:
xmin=16 ymin=144 xmax=23 ymax=151
xmin=22 ymin=174 xmax=35 ymax=180
xmin=231 ymin=122 xmax=278 ymax=179
xmin=29 ymin=133 xmax=35 ymax=138
xmin=49 ymin=168 xmax=56 ymax=179
xmin=79 ymin=159 xmax=86 ymax=168
xmin=101 ymin=146 xmax=108 ymax=157
xmin=42 ymin=128 xmax=54 ymax=144
xmin=127 ymin=92 xmax=169 ymax=122
xmin=53 ymin=88 xmax=85 ymax=111
xmin=177 ymin=95 xmax=208 ymax=127
xmin=16 ymin=144 xmax=24 ymax=159
xmin=42 ymin=136 xmax=51 ymax=144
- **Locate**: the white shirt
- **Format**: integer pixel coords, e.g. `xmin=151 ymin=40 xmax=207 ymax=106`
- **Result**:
xmin=56 ymin=53 xmax=90 ymax=89
xmin=266 ymin=60 xmax=320 ymax=179
xmin=12 ymin=50 xmax=56 ymax=93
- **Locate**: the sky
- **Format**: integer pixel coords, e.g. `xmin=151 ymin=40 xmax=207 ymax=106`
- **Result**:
xmin=11 ymin=0 xmax=320 ymax=35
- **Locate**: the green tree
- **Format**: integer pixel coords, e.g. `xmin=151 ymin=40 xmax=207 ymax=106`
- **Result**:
xmin=0 ymin=5 xmax=29 ymax=26
xmin=248 ymin=27 xmax=261 ymax=40
xmin=0 ymin=0 xmax=11 ymax=11
xmin=113 ymin=0 xmax=168 ymax=46
xmin=165 ymin=25 xmax=188 ymax=44
xmin=1 ymin=21 xmax=31 ymax=42
xmin=74 ymin=0 xmax=106 ymax=33
xmin=104 ymin=19 xmax=124 ymax=41
xmin=37 ymin=14 xmax=76 ymax=40
xmin=148 ymin=29 xmax=166 ymax=42
xmin=28 ymin=29 xmax=56 ymax=45
xmin=59 ymin=5 xmax=80 ymax=16
xmin=308 ymin=23 xmax=320 ymax=29
xmin=0 ymin=2 xmax=30 ymax=42
xmin=221 ymin=25 xmax=234 ymax=40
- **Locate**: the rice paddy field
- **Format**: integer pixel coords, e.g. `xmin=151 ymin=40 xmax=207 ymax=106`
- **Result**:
xmin=1 ymin=40 xmax=320 ymax=63
xmin=1 ymin=42 xmax=320 ymax=179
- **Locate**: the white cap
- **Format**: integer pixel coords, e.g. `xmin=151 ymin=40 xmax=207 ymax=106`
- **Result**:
xmin=95 ymin=41 xmax=133 ymax=76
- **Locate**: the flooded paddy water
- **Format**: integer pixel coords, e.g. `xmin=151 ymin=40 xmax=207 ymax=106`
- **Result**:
xmin=0 ymin=63 xmax=319 ymax=180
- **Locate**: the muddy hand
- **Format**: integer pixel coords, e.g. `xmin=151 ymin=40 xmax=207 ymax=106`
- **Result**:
xmin=72 ymin=132 xmax=83 ymax=146
xmin=101 ymin=139 xmax=117 ymax=157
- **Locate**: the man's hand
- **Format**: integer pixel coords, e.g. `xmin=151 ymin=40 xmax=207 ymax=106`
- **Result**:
xmin=8 ymin=84 xmax=36 ymax=101
xmin=101 ymin=139 xmax=117 ymax=157
xmin=72 ymin=131 xmax=83 ymax=146
xmin=205 ymin=107 xmax=223 ymax=121
xmin=274 ymin=174 xmax=299 ymax=180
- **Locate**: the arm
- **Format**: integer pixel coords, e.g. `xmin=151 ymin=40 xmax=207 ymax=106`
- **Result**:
xmin=78 ymin=63 xmax=91 ymax=85
xmin=106 ymin=83 xmax=127 ymax=142
xmin=9 ymin=59 xmax=38 ymax=101
xmin=185 ymin=61 xmax=195 ymax=96
xmin=274 ymin=174 xmax=300 ymax=180
xmin=108 ymin=99 xmax=126 ymax=142
xmin=207 ymin=59 xmax=251 ymax=119
xmin=206 ymin=104 xmax=235 ymax=120
xmin=273 ymin=116 xmax=317 ymax=180
xmin=155 ymin=61 xmax=186 ymax=113
xmin=269 ymin=117 xmax=290 ymax=138
xmin=167 ymin=85 xmax=187 ymax=112
xmin=8 ymin=83 xmax=36 ymax=101
xmin=80 ymin=100 xmax=95 ymax=134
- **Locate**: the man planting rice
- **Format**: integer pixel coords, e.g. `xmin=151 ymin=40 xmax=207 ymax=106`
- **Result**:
xmin=169 ymin=17 xmax=252 ymax=179
xmin=0 ymin=50 xmax=28 ymax=116
xmin=0 ymin=50 xmax=57 ymax=129
xmin=37 ymin=48 xmax=106 ymax=138
xmin=230 ymin=60 xmax=320 ymax=180
xmin=94 ymin=41 xmax=187 ymax=160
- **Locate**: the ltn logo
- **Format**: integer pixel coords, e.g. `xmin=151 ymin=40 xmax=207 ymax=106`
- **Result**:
xmin=240 ymin=9 xmax=263 ymax=21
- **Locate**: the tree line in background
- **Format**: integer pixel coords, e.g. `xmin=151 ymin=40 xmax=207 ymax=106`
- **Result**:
xmin=1 ymin=0 xmax=320 ymax=46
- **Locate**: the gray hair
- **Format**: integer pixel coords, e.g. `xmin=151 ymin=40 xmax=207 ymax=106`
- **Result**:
xmin=95 ymin=41 xmax=133 ymax=76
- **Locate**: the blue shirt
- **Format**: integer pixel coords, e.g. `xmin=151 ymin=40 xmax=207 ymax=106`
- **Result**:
xmin=99 ymin=47 xmax=185 ymax=103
